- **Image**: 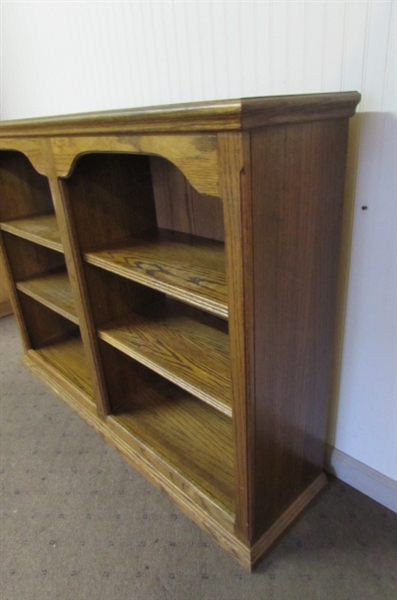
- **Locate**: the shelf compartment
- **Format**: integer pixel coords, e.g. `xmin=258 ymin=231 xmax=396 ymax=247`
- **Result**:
xmin=16 ymin=268 xmax=78 ymax=325
xmin=1 ymin=233 xmax=65 ymax=287
xmin=17 ymin=292 xmax=77 ymax=350
xmin=0 ymin=150 xmax=53 ymax=223
xmin=99 ymin=298 xmax=232 ymax=417
xmin=34 ymin=332 xmax=93 ymax=399
xmin=85 ymin=229 xmax=228 ymax=319
xmin=0 ymin=214 xmax=63 ymax=252
xmin=101 ymin=343 xmax=235 ymax=519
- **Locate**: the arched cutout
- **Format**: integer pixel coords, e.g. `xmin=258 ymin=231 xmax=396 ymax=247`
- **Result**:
xmin=61 ymin=152 xmax=224 ymax=253
xmin=0 ymin=150 xmax=53 ymax=222
xmin=51 ymin=134 xmax=220 ymax=197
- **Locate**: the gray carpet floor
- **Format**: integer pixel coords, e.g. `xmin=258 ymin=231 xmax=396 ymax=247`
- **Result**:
xmin=0 ymin=314 xmax=396 ymax=600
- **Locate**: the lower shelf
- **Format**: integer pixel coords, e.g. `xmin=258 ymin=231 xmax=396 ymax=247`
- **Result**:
xmin=25 ymin=332 xmax=94 ymax=408
xmin=110 ymin=390 xmax=235 ymax=519
xmin=100 ymin=341 xmax=235 ymax=520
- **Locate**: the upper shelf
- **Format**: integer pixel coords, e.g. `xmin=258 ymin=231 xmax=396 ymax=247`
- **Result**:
xmin=0 ymin=214 xmax=63 ymax=253
xmin=0 ymin=93 xmax=361 ymax=137
xmin=85 ymin=229 xmax=228 ymax=319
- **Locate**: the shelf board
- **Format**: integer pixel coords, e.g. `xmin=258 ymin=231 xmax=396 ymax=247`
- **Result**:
xmin=99 ymin=300 xmax=232 ymax=417
xmin=34 ymin=333 xmax=93 ymax=400
xmin=0 ymin=214 xmax=63 ymax=253
xmin=16 ymin=269 xmax=78 ymax=324
xmin=109 ymin=377 xmax=235 ymax=518
xmin=85 ymin=229 xmax=228 ymax=319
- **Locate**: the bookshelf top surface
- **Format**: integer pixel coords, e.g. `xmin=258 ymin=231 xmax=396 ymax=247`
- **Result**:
xmin=0 ymin=93 xmax=360 ymax=138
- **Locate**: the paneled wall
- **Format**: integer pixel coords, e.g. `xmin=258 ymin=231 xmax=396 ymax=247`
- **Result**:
xmin=1 ymin=0 xmax=396 ymax=509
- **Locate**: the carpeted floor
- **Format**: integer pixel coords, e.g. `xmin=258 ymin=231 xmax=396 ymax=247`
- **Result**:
xmin=0 ymin=314 xmax=396 ymax=600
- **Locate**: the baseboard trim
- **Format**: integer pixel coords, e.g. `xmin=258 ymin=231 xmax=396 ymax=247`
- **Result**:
xmin=325 ymin=444 xmax=397 ymax=513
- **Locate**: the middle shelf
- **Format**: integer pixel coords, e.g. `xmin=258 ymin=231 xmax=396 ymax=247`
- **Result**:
xmin=98 ymin=298 xmax=232 ymax=417
xmin=16 ymin=268 xmax=78 ymax=324
xmin=0 ymin=213 xmax=63 ymax=252
xmin=85 ymin=229 xmax=228 ymax=319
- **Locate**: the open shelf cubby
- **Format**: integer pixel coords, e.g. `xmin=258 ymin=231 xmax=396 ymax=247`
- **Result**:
xmin=63 ymin=153 xmax=227 ymax=319
xmin=0 ymin=151 xmax=62 ymax=251
xmin=99 ymin=341 xmax=235 ymax=522
xmin=0 ymin=150 xmax=53 ymax=223
xmin=84 ymin=263 xmax=231 ymax=416
xmin=17 ymin=293 xmax=93 ymax=402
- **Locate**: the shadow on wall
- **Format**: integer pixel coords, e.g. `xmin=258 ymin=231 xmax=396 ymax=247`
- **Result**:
xmin=326 ymin=111 xmax=397 ymax=446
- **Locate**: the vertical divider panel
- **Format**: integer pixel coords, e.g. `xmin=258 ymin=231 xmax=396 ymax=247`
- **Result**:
xmin=42 ymin=139 xmax=110 ymax=417
xmin=0 ymin=143 xmax=54 ymax=350
xmin=0 ymin=233 xmax=31 ymax=350
xmin=218 ymin=131 xmax=254 ymax=545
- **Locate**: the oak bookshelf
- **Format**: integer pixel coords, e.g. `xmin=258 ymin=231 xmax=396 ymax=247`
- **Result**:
xmin=0 ymin=93 xmax=360 ymax=569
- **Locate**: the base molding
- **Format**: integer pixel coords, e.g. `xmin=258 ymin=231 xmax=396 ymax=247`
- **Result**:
xmin=325 ymin=444 xmax=397 ymax=513
xmin=250 ymin=473 xmax=328 ymax=568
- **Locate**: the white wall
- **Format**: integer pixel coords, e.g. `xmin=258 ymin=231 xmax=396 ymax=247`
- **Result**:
xmin=1 ymin=1 xmax=396 ymax=509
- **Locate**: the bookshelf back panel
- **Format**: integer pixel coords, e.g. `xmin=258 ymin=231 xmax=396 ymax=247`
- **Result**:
xmin=18 ymin=293 xmax=78 ymax=349
xmin=84 ymin=263 xmax=161 ymax=328
xmin=62 ymin=153 xmax=157 ymax=252
xmin=0 ymin=151 xmax=53 ymax=221
xmin=150 ymin=156 xmax=224 ymax=242
xmin=1 ymin=233 xmax=65 ymax=282
xmin=62 ymin=153 xmax=225 ymax=252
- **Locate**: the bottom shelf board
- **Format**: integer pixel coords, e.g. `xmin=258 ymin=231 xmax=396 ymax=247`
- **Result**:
xmin=29 ymin=333 xmax=94 ymax=403
xmin=108 ymin=384 xmax=235 ymax=520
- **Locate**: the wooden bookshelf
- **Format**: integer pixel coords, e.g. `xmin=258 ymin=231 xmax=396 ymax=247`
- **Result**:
xmin=0 ymin=93 xmax=360 ymax=570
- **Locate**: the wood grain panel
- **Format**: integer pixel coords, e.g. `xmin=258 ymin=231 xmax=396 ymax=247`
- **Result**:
xmin=0 ymin=140 xmax=47 ymax=176
xmin=218 ymin=131 xmax=255 ymax=544
xmin=85 ymin=229 xmax=228 ymax=319
xmin=250 ymin=119 xmax=350 ymax=537
xmin=61 ymin=153 xmax=157 ymax=253
xmin=0 ymin=94 xmax=360 ymax=136
xmin=0 ymin=150 xmax=53 ymax=221
xmin=51 ymin=134 xmax=220 ymax=197
xmin=83 ymin=263 xmax=161 ymax=328
xmin=99 ymin=298 xmax=231 ymax=417
xmin=17 ymin=292 xmax=78 ymax=349
xmin=150 ymin=157 xmax=224 ymax=242
xmin=41 ymin=139 xmax=112 ymax=418
xmin=0 ymin=214 xmax=63 ymax=252
xmin=16 ymin=268 xmax=78 ymax=324
xmin=1 ymin=232 xmax=65 ymax=282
